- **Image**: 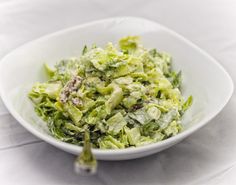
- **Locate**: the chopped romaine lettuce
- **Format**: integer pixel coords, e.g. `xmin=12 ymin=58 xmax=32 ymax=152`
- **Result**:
xmin=99 ymin=135 xmax=125 ymax=149
xmin=28 ymin=36 xmax=192 ymax=150
xmin=106 ymin=112 xmax=127 ymax=135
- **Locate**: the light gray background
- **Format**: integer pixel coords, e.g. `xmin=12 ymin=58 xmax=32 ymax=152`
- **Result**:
xmin=0 ymin=0 xmax=236 ymax=184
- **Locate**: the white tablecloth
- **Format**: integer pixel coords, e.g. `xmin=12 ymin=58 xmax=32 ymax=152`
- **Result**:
xmin=0 ymin=0 xmax=236 ymax=184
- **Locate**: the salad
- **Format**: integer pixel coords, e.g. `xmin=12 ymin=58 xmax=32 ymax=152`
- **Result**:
xmin=29 ymin=36 xmax=192 ymax=150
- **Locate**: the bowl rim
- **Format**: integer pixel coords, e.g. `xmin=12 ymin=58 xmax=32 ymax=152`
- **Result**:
xmin=0 ymin=16 xmax=234 ymax=157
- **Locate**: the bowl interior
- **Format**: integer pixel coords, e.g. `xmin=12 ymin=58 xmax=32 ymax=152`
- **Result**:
xmin=0 ymin=17 xmax=233 ymax=160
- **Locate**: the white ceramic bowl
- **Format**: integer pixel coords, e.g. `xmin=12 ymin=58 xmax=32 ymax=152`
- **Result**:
xmin=0 ymin=17 xmax=233 ymax=160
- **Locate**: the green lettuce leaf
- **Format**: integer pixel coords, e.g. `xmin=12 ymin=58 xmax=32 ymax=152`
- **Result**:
xmin=106 ymin=112 xmax=127 ymax=135
xmin=98 ymin=135 xmax=125 ymax=149
xmin=64 ymin=103 xmax=83 ymax=126
xmin=105 ymin=84 xmax=123 ymax=114
xmin=29 ymin=82 xmax=62 ymax=103
xmin=119 ymin=36 xmax=139 ymax=53
xmin=182 ymin=95 xmax=193 ymax=112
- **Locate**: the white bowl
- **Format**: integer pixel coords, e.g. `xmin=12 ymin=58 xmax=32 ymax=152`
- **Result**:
xmin=0 ymin=17 xmax=233 ymax=160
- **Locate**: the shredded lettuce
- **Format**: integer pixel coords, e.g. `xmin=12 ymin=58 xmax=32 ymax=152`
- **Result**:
xmin=28 ymin=36 xmax=192 ymax=149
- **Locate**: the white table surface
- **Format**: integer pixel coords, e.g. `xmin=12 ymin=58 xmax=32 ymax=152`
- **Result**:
xmin=0 ymin=0 xmax=236 ymax=184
